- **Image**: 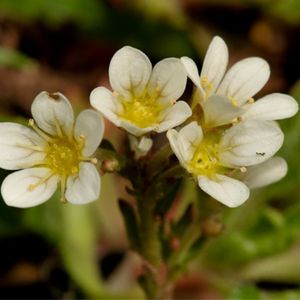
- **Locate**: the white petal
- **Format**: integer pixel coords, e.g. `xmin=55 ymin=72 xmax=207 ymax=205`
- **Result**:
xmin=180 ymin=56 xmax=203 ymax=92
xmin=0 ymin=123 xmax=46 ymax=170
xmin=200 ymin=36 xmax=228 ymax=94
xmin=31 ymin=91 xmax=74 ymax=136
xmin=217 ymin=57 xmax=270 ymax=106
xmin=148 ymin=58 xmax=187 ymax=104
xmin=118 ymin=119 xmax=154 ymax=137
xmin=203 ymin=94 xmax=244 ymax=127
xmin=65 ymin=163 xmax=100 ymax=204
xmin=166 ymin=129 xmax=186 ymax=166
xmin=156 ymin=101 xmax=192 ymax=133
xmin=90 ymin=87 xmax=123 ymax=127
xmin=235 ymin=157 xmax=287 ymax=189
xmin=109 ymin=46 xmax=152 ymax=99
xmin=220 ymin=120 xmax=284 ymax=167
xmin=1 ymin=168 xmax=58 ymax=208
xmin=198 ymin=174 xmax=249 ymax=207
xmin=177 ymin=121 xmax=203 ymax=161
xmin=129 ymin=135 xmax=153 ymax=159
xmin=243 ymin=93 xmax=299 ymax=121
xmin=74 ymin=109 xmax=104 ymax=156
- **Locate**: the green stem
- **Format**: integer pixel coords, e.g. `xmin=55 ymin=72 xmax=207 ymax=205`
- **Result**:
xmin=168 ymin=221 xmax=202 ymax=278
xmin=156 ymin=164 xmax=185 ymax=181
xmin=137 ymin=195 xmax=162 ymax=299
xmin=147 ymin=143 xmax=172 ymax=176
xmin=138 ymin=196 xmax=161 ymax=267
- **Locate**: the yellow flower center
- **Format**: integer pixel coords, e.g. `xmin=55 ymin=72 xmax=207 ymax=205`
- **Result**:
xmin=118 ymin=93 xmax=164 ymax=128
xmin=45 ymin=137 xmax=84 ymax=177
xmin=27 ymin=119 xmax=97 ymax=203
xmin=187 ymin=136 xmax=223 ymax=177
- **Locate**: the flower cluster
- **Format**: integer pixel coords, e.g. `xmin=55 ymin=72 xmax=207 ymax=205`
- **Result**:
xmin=168 ymin=36 xmax=298 ymax=207
xmin=0 ymin=36 xmax=297 ymax=208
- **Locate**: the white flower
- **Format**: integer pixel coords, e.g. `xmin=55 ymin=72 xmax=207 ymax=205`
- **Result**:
xmin=90 ymin=46 xmax=192 ymax=137
xmin=167 ymin=120 xmax=284 ymax=207
xmin=181 ymin=36 xmax=298 ymax=128
xmin=0 ymin=91 xmax=104 ymax=208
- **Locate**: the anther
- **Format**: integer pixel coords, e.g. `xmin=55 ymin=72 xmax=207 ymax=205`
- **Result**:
xmin=112 ymin=91 xmax=119 ymax=97
xmin=248 ymin=97 xmax=255 ymax=104
xmin=91 ymin=158 xmax=98 ymax=164
xmin=28 ymin=119 xmax=34 ymax=127
xmin=240 ymin=166 xmax=247 ymax=173
xmin=229 ymin=96 xmax=239 ymax=107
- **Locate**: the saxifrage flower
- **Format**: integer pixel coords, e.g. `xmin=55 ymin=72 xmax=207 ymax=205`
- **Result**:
xmin=181 ymin=36 xmax=298 ymax=129
xmin=90 ymin=46 xmax=192 ymax=137
xmin=0 ymin=92 xmax=104 ymax=207
xmin=167 ymin=120 xmax=285 ymax=207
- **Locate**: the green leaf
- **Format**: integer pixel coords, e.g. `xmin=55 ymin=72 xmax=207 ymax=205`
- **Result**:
xmin=227 ymin=285 xmax=261 ymax=300
xmin=264 ymin=289 xmax=300 ymax=300
xmin=59 ymin=204 xmax=106 ymax=299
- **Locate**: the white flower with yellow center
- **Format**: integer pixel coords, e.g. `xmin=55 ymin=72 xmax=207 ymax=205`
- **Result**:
xmin=181 ymin=36 xmax=298 ymax=128
xmin=167 ymin=120 xmax=284 ymax=207
xmin=0 ymin=92 xmax=104 ymax=208
xmin=90 ymin=46 xmax=192 ymax=137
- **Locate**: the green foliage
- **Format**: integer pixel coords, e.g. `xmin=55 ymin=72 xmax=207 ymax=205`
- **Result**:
xmin=0 ymin=0 xmax=108 ymax=29
xmin=227 ymin=285 xmax=261 ymax=300
xmin=264 ymin=0 xmax=300 ymax=25
xmin=265 ymin=290 xmax=300 ymax=300
xmin=0 ymin=47 xmax=37 ymax=70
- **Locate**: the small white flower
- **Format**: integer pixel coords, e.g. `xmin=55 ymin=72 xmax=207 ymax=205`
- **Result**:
xmin=167 ymin=120 xmax=284 ymax=207
xmin=181 ymin=36 xmax=298 ymax=128
xmin=90 ymin=46 xmax=192 ymax=137
xmin=0 ymin=92 xmax=104 ymax=208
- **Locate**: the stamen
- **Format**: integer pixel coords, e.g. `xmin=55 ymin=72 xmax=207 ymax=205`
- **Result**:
xmin=77 ymin=133 xmax=85 ymax=144
xmin=248 ymin=97 xmax=255 ymax=104
xmin=16 ymin=143 xmax=45 ymax=152
xmin=19 ymin=160 xmax=48 ymax=168
xmin=66 ymin=121 xmax=75 ymax=142
xmin=80 ymin=157 xmax=98 ymax=164
xmin=60 ymin=175 xmax=67 ymax=204
xmin=200 ymin=76 xmax=213 ymax=91
xmin=27 ymin=172 xmax=54 ymax=191
xmin=232 ymin=116 xmax=242 ymax=124
xmin=28 ymin=119 xmax=54 ymax=142
xmin=112 ymin=91 xmax=119 ymax=97
xmin=229 ymin=96 xmax=239 ymax=107
xmin=170 ymin=99 xmax=176 ymax=105
xmin=54 ymin=119 xmax=63 ymax=138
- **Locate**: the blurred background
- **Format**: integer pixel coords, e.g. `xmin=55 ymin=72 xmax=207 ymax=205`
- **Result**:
xmin=0 ymin=0 xmax=300 ymax=299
